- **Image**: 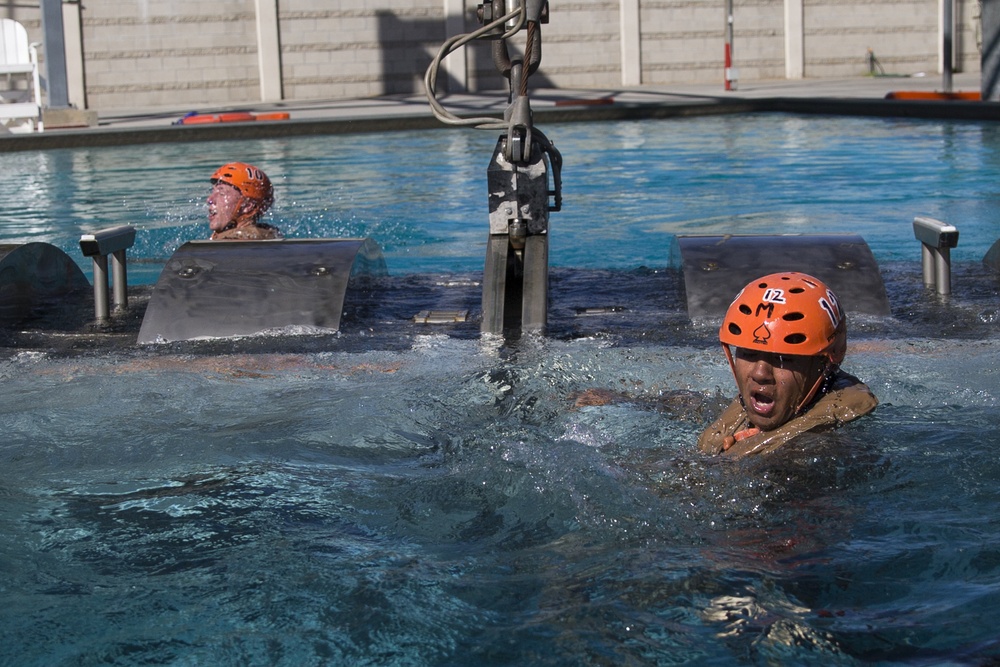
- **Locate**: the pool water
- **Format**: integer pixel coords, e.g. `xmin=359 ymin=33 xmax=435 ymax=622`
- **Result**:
xmin=3 ymin=114 xmax=1000 ymax=280
xmin=1 ymin=114 xmax=1000 ymax=665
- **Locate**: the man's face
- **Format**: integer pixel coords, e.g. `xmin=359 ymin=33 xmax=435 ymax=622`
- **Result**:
xmin=732 ymin=348 xmax=826 ymax=431
xmin=207 ymin=181 xmax=244 ymax=231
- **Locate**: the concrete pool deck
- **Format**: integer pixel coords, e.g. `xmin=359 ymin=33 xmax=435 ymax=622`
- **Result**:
xmin=0 ymin=72 xmax=992 ymax=151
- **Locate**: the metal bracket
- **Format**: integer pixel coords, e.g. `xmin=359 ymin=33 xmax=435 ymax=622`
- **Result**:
xmin=79 ymin=225 xmax=136 ymax=321
xmin=913 ymin=216 xmax=959 ymax=295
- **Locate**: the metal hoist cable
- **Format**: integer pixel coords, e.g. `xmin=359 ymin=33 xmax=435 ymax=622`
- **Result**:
xmin=424 ymin=0 xmax=562 ymax=333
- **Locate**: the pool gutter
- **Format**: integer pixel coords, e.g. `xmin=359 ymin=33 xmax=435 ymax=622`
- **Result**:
xmin=1 ymin=96 xmax=997 ymax=153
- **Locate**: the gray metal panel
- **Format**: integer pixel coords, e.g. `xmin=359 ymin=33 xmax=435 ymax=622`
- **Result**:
xmin=481 ymin=236 xmax=509 ymax=334
xmin=985 ymin=237 xmax=1000 ymax=272
xmin=0 ymin=242 xmax=90 ymax=325
xmin=677 ymin=234 xmax=890 ymax=319
xmin=521 ymin=234 xmax=549 ymax=331
xmin=137 ymin=238 xmax=385 ymax=343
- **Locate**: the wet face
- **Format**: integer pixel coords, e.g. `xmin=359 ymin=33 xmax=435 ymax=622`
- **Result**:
xmin=732 ymin=348 xmax=827 ymax=431
xmin=207 ymin=181 xmax=244 ymax=231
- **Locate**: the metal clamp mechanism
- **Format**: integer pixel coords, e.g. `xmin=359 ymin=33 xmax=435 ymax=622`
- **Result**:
xmin=913 ymin=216 xmax=959 ymax=295
xmin=425 ymin=0 xmax=562 ymax=334
xmin=79 ymin=225 xmax=136 ymax=321
xmin=480 ymin=0 xmax=562 ymax=333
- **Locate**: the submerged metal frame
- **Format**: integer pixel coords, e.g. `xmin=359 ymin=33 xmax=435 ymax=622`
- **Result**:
xmin=482 ymin=135 xmax=554 ymax=333
xmin=424 ymin=0 xmax=561 ymax=335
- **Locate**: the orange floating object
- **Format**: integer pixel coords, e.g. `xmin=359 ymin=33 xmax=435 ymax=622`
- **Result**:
xmin=255 ymin=112 xmax=291 ymax=121
xmin=554 ymin=97 xmax=615 ymax=107
xmin=179 ymin=114 xmax=221 ymax=125
xmin=885 ymin=90 xmax=981 ymax=101
xmin=178 ymin=111 xmax=289 ymax=125
xmin=217 ymin=112 xmax=256 ymax=122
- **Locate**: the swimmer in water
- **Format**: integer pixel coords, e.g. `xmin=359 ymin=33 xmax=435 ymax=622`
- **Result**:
xmin=207 ymin=162 xmax=281 ymax=240
xmin=698 ymin=271 xmax=878 ymax=458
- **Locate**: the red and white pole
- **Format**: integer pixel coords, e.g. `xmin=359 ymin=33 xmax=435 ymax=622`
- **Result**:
xmin=724 ymin=0 xmax=737 ymax=91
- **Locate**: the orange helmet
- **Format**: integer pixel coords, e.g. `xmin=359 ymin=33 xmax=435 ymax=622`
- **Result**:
xmin=720 ymin=272 xmax=845 ymax=364
xmin=210 ymin=162 xmax=274 ymax=214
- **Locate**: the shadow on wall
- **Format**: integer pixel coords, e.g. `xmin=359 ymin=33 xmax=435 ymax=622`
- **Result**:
xmin=984 ymin=27 xmax=1000 ymax=98
xmin=376 ymin=9 xmax=556 ymax=96
xmin=376 ymin=10 xmax=439 ymax=95
xmin=982 ymin=0 xmax=1000 ymax=100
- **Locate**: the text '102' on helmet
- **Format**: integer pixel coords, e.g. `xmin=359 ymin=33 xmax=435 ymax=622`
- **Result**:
xmin=719 ymin=272 xmax=846 ymax=365
xmin=210 ymin=162 xmax=274 ymax=212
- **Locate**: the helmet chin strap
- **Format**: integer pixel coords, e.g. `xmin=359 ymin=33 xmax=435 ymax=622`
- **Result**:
xmin=794 ymin=357 xmax=835 ymax=415
xmin=723 ymin=343 xmax=753 ymax=415
xmin=722 ymin=343 xmax=737 ymax=383
xmin=724 ymin=343 xmax=835 ymax=418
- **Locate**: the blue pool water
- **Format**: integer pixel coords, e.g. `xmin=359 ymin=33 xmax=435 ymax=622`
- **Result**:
xmin=3 ymin=114 xmax=1000 ymax=280
xmin=1 ymin=114 xmax=1000 ymax=665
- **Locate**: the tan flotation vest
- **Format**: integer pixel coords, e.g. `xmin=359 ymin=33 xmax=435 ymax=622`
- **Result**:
xmin=211 ymin=222 xmax=281 ymax=241
xmin=697 ymin=370 xmax=878 ymax=459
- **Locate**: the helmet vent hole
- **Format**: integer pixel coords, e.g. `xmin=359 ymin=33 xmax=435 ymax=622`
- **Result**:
xmin=738 ymin=304 xmax=752 ymax=315
xmin=789 ymin=287 xmax=805 ymax=294
xmin=783 ymin=312 xmax=805 ymax=321
xmin=784 ymin=333 xmax=807 ymax=345
xmin=728 ymin=323 xmax=742 ymax=336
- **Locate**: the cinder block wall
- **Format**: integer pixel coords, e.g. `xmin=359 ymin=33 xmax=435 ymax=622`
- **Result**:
xmin=278 ymin=0 xmax=444 ymax=100
xmin=0 ymin=0 xmax=983 ymax=113
xmin=88 ymin=2 xmax=261 ymax=110
xmin=640 ymin=0 xmax=750 ymax=84
xmin=804 ymin=0 xmax=940 ymax=77
xmin=530 ymin=2 xmax=622 ymax=89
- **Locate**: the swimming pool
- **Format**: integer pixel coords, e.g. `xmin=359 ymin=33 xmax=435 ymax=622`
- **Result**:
xmin=3 ymin=114 xmax=1000 ymax=281
xmin=2 ymin=114 xmax=1000 ymax=665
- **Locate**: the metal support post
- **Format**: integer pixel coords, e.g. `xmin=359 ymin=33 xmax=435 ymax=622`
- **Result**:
xmin=39 ymin=0 xmax=70 ymax=108
xmin=483 ymin=135 xmax=555 ymax=333
xmin=520 ymin=233 xmax=548 ymax=330
xmin=482 ymin=236 xmax=511 ymax=332
xmin=426 ymin=0 xmax=561 ymax=335
xmin=913 ymin=216 xmax=959 ymax=295
xmin=91 ymin=254 xmax=110 ymax=321
xmin=79 ymin=225 xmax=136 ymax=321
xmin=111 ymin=249 xmax=129 ymax=310
xmin=724 ymin=0 xmax=737 ymax=91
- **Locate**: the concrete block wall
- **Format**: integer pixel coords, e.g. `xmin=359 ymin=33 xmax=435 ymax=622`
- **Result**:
xmin=0 ymin=0 xmax=984 ymax=114
xmin=530 ymin=2 xmax=622 ymax=89
xmin=734 ymin=0 xmax=786 ymax=81
xmin=279 ymin=0 xmax=444 ymax=99
xmin=804 ymin=0 xmax=939 ymax=77
xmin=639 ymin=0 xmax=786 ymax=85
xmin=809 ymin=0 xmax=980 ymax=76
xmin=641 ymin=0 xmax=732 ymax=85
xmin=80 ymin=1 xmax=261 ymax=110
